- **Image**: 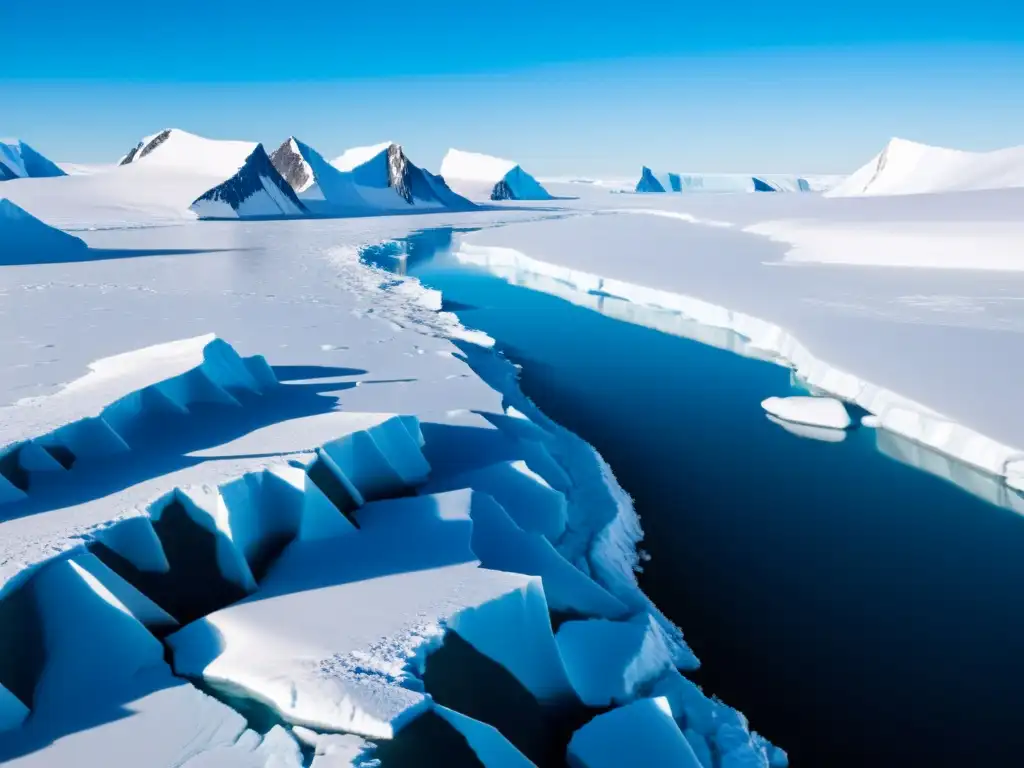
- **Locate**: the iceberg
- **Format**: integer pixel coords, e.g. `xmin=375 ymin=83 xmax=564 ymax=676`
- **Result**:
xmin=0 ymin=199 xmax=87 ymax=264
xmin=829 ymin=137 xmax=1024 ymax=197
xmin=440 ymin=149 xmax=553 ymax=201
xmin=636 ymin=167 xmax=812 ymax=194
xmin=0 ymin=140 xmax=65 ymax=181
xmin=760 ymin=396 xmax=852 ymax=430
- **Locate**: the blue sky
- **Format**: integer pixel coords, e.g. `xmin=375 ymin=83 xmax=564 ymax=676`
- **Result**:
xmin=3 ymin=1 xmax=1023 ymax=175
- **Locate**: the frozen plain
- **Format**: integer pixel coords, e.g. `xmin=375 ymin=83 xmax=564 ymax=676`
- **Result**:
xmin=3 ymin=139 xmax=1024 ymax=764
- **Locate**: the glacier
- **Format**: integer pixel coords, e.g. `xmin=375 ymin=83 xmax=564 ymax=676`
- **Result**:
xmin=440 ymin=149 xmax=553 ymax=201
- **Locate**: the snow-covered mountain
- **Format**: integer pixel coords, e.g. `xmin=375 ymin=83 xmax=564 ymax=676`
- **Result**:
xmin=440 ymin=149 xmax=553 ymax=201
xmin=190 ymin=145 xmax=307 ymax=219
xmin=117 ymin=128 xmax=257 ymax=176
xmin=636 ymin=167 xmax=812 ymax=194
xmin=330 ymin=142 xmax=474 ymax=211
xmin=0 ymin=140 xmax=66 ymax=181
xmin=0 ymin=199 xmax=86 ymax=263
xmin=828 ymin=137 xmax=1024 ymax=197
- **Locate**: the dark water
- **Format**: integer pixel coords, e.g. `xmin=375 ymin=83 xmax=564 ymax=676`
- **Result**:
xmin=366 ymin=230 xmax=1024 ymax=767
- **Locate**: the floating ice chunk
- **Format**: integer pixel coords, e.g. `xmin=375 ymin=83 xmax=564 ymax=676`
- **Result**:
xmin=567 ymin=697 xmax=703 ymax=768
xmin=555 ymin=616 xmax=674 ymax=707
xmin=862 ymin=414 xmax=882 ymax=428
xmin=761 ymin=396 xmax=851 ymax=430
xmin=435 ymin=706 xmax=535 ymax=767
xmin=765 ymin=414 xmax=847 ymax=443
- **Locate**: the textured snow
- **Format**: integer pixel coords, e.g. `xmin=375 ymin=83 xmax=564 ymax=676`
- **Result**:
xmin=829 ymin=137 xmax=1024 ymax=197
xmin=567 ymin=697 xmax=703 ymax=768
xmin=0 ymin=199 xmax=87 ymax=263
xmin=761 ymin=396 xmax=852 ymax=430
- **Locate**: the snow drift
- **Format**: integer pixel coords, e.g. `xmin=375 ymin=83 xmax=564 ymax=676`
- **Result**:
xmin=0 ymin=199 xmax=87 ymax=264
xmin=0 ymin=140 xmax=65 ymax=181
xmin=636 ymin=167 xmax=812 ymax=193
xmin=440 ymin=149 xmax=553 ymax=201
xmin=330 ymin=141 xmax=474 ymax=211
xmin=828 ymin=137 xmax=1024 ymax=197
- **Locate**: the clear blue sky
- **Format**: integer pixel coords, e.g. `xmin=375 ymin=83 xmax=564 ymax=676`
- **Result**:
xmin=3 ymin=1 xmax=1023 ymax=175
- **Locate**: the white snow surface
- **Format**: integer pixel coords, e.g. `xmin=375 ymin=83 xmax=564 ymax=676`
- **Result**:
xmin=457 ymin=193 xmax=1024 ymax=493
xmin=120 ymin=128 xmax=257 ymax=177
xmin=829 ymin=137 xmax=1024 ymax=197
xmin=761 ymin=396 xmax=852 ymax=430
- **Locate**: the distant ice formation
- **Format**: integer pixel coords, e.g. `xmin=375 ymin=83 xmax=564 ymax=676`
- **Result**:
xmin=0 ymin=199 xmax=87 ymax=263
xmin=270 ymin=137 xmax=473 ymax=215
xmin=636 ymin=167 xmax=812 ymax=193
xmin=0 ymin=140 xmax=66 ymax=181
xmin=440 ymin=149 xmax=553 ymax=201
xmin=329 ymin=141 xmax=474 ymax=211
xmin=828 ymin=137 xmax=1024 ymax=197
xmin=190 ymin=144 xmax=307 ymax=219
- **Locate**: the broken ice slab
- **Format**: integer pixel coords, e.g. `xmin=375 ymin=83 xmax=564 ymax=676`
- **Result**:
xmin=567 ymin=697 xmax=703 ymax=768
xmin=0 ymin=552 xmax=302 ymax=767
xmin=651 ymin=669 xmax=789 ymax=767
xmin=167 ymin=488 xmax=572 ymax=739
xmin=555 ymin=616 xmax=675 ymax=708
xmin=0 ymin=334 xmax=272 ymax=471
xmin=421 ymin=459 xmax=569 ymax=543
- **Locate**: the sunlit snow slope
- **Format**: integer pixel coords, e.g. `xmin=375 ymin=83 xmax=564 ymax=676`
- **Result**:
xmin=829 ymin=137 xmax=1024 ymax=197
